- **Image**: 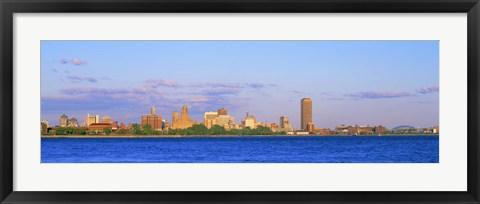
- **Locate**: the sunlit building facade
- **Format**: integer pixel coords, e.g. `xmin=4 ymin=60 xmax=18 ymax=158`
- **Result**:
xmin=67 ymin=117 xmax=79 ymax=127
xmin=59 ymin=114 xmax=68 ymax=127
xmin=171 ymin=105 xmax=197 ymax=129
xmin=86 ymin=114 xmax=99 ymax=127
xmin=204 ymin=111 xmax=218 ymax=129
xmin=141 ymin=106 xmax=163 ymax=130
xmin=300 ymin=98 xmax=313 ymax=130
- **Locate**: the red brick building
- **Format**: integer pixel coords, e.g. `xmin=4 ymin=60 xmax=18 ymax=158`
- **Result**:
xmin=141 ymin=106 xmax=163 ymax=130
xmin=88 ymin=123 xmax=112 ymax=133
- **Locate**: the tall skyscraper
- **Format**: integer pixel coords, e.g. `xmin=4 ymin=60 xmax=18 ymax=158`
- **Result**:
xmin=300 ymin=98 xmax=313 ymax=130
xmin=59 ymin=114 xmax=68 ymax=127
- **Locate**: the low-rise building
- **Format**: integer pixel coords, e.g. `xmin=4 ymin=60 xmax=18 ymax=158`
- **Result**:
xmin=392 ymin=125 xmax=419 ymax=134
xmin=67 ymin=117 xmax=79 ymax=127
xmin=307 ymin=122 xmax=315 ymax=133
xmin=296 ymin=131 xmax=309 ymax=135
xmin=59 ymin=114 xmax=68 ymax=127
xmin=204 ymin=111 xmax=218 ymax=129
xmin=336 ymin=124 xmax=385 ymax=135
xmin=88 ymin=123 xmax=112 ymax=133
xmin=244 ymin=112 xmax=256 ymax=129
xmin=111 ymin=121 xmax=119 ymax=130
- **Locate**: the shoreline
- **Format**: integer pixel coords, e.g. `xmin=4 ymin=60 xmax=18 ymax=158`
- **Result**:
xmin=41 ymin=134 xmax=439 ymax=138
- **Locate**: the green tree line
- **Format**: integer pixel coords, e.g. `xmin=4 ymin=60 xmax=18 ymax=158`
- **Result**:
xmin=42 ymin=124 xmax=287 ymax=136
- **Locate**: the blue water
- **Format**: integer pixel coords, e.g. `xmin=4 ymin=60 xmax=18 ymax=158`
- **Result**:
xmin=41 ymin=136 xmax=439 ymax=163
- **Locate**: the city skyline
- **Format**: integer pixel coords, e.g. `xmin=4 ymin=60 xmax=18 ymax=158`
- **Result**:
xmin=41 ymin=41 xmax=439 ymax=129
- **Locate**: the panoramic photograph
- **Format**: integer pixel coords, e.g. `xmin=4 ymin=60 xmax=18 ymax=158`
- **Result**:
xmin=41 ymin=41 xmax=439 ymax=163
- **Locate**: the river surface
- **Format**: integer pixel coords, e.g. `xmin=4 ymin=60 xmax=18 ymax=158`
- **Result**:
xmin=41 ymin=136 xmax=439 ymax=163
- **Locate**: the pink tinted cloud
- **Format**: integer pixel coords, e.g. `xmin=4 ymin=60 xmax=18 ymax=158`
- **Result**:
xmin=189 ymin=82 xmax=270 ymax=89
xmin=67 ymin=75 xmax=98 ymax=83
xmin=60 ymin=58 xmax=87 ymax=65
xmin=348 ymin=91 xmax=413 ymax=99
xmin=185 ymin=97 xmax=210 ymax=103
xmin=204 ymin=88 xmax=242 ymax=96
xmin=416 ymin=85 xmax=439 ymax=94
xmin=145 ymin=79 xmax=182 ymax=88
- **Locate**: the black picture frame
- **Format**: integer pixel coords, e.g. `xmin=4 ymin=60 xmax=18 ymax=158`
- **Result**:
xmin=1 ymin=0 xmax=479 ymax=203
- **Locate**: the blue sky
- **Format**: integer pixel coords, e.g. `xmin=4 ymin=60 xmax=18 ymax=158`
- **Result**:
xmin=41 ymin=41 xmax=439 ymax=129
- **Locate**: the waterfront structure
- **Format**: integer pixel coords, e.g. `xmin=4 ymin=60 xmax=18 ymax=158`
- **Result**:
xmin=141 ymin=106 xmax=163 ymax=130
xmin=314 ymin=128 xmax=335 ymax=135
xmin=120 ymin=122 xmax=126 ymax=130
xmin=270 ymin=123 xmax=278 ymax=131
xmin=204 ymin=111 xmax=218 ymax=129
xmin=307 ymin=122 xmax=315 ymax=132
xmin=300 ymin=98 xmax=313 ymax=130
xmin=88 ymin=123 xmax=112 ymax=133
xmin=41 ymin=122 xmax=47 ymax=133
xmin=422 ymin=126 xmax=440 ymax=134
xmin=335 ymin=124 xmax=386 ymax=135
xmin=86 ymin=114 xmax=99 ymax=127
xmin=111 ymin=121 xmax=119 ymax=130
xmin=279 ymin=116 xmax=291 ymax=129
xmin=217 ymin=115 xmax=235 ymax=129
xmin=373 ymin=125 xmax=386 ymax=133
xmin=163 ymin=119 xmax=171 ymax=130
xmin=276 ymin=116 xmax=294 ymax=132
xmin=67 ymin=118 xmax=79 ymax=127
xmin=203 ymin=108 xmax=235 ymax=129
xmin=59 ymin=114 xmax=68 ymax=127
xmin=392 ymin=125 xmax=419 ymax=134
xmin=244 ymin=112 xmax=256 ymax=129
xmin=218 ymin=108 xmax=228 ymax=116
xmin=296 ymin=131 xmax=309 ymax=135
xmin=171 ymin=105 xmax=197 ymax=129
xmin=41 ymin=120 xmax=49 ymax=127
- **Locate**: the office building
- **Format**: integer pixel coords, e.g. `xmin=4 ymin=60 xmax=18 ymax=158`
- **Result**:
xmin=307 ymin=122 xmax=315 ymax=132
xmin=280 ymin=116 xmax=292 ymax=129
xmin=86 ymin=114 xmax=99 ymax=127
xmin=41 ymin=120 xmax=49 ymax=127
xmin=88 ymin=123 xmax=112 ymax=133
xmin=218 ymin=115 xmax=235 ymax=130
xmin=101 ymin=116 xmax=111 ymax=123
xmin=204 ymin=111 xmax=218 ymax=129
xmin=67 ymin=117 xmax=79 ymax=127
xmin=171 ymin=105 xmax=197 ymax=129
xmin=111 ymin=121 xmax=119 ymax=130
xmin=301 ymin=98 xmax=313 ymax=130
xmin=141 ymin=106 xmax=163 ymax=130
xmin=244 ymin=112 xmax=256 ymax=129
xmin=59 ymin=114 xmax=68 ymax=127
